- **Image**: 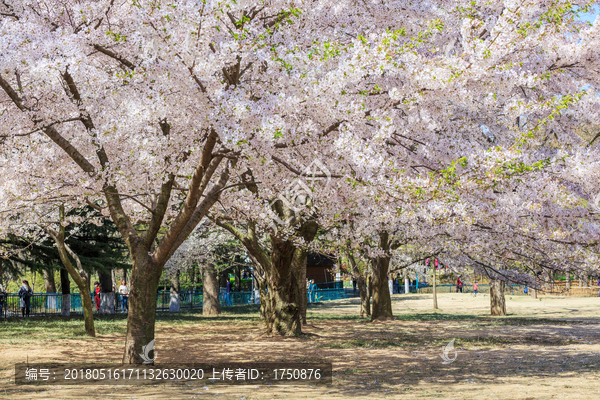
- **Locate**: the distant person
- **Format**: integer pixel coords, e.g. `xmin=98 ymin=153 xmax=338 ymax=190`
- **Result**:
xmin=473 ymin=281 xmax=478 ymax=296
xmin=456 ymin=277 xmax=463 ymax=293
xmin=119 ymin=280 xmax=129 ymax=312
xmin=352 ymin=279 xmax=357 ymax=293
xmin=597 ymin=277 xmax=600 ymax=297
xmin=94 ymin=282 xmax=101 ymax=311
xmin=0 ymin=284 xmax=7 ymax=316
xmin=225 ymin=279 xmax=232 ymax=306
xmin=18 ymin=280 xmax=33 ymax=317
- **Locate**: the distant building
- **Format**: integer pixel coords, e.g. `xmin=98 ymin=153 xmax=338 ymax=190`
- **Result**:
xmin=307 ymin=253 xmax=335 ymax=284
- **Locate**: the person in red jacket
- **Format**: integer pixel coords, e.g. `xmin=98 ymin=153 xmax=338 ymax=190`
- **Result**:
xmin=456 ymin=277 xmax=463 ymax=293
xmin=94 ymin=282 xmax=101 ymax=311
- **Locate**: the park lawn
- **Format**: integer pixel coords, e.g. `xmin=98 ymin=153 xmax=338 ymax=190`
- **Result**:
xmin=1 ymin=293 xmax=600 ymax=399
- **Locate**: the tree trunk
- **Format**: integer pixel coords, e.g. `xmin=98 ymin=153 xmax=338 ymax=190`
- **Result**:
xmin=202 ymin=264 xmax=221 ymax=316
xmin=111 ymin=269 xmax=118 ymax=293
xmin=190 ymin=264 xmax=196 ymax=289
xmin=530 ymin=287 xmax=537 ymax=299
xmin=60 ymin=268 xmax=70 ymax=317
xmin=122 ymin=251 xmax=162 ymax=364
xmin=99 ymin=271 xmax=115 ymax=314
xmin=258 ymin=277 xmax=269 ymax=320
xmin=370 ymin=232 xmax=393 ymax=321
xmin=566 ymin=271 xmax=571 ymax=290
xmin=266 ymin=237 xmax=303 ymax=336
xmin=300 ymin=253 xmax=308 ymax=325
xmin=490 ymin=279 xmax=506 ymax=316
xmin=432 ymin=266 xmax=438 ymax=310
xmin=50 ymin=212 xmax=95 ymax=337
xmin=357 ymin=276 xmax=370 ymax=317
xmin=43 ymin=269 xmax=57 ymax=293
xmin=169 ymin=271 xmax=180 ymax=312
xmin=234 ymin=266 xmax=241 ymax=292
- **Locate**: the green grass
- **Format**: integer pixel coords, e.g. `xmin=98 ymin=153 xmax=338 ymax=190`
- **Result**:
xmin=0 ymin=307 xmax=262 ymax=343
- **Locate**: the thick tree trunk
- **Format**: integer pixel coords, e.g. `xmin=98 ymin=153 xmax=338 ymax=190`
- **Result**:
xmin=43 ymin=269 xmax=57 ymax=293
xmin=566 ymin=271 xmax=571 ymax=290
xmin=60 ymin=268 xmax=71 ymax=316
xmin=266 ymin=237 xmax=303 ymax=336
xmin=432 ymin=267 xmax=438 ymax=310
xmin=530 ymin=287 xmax=537 ymax=299
xmin=169 ymin=271 xmax=180 ymax=312
xmin=122 ymin=252 xmax=162 ymax=364
xmin=296 ymin=249 xmax=308 ymax=325
xmin=357 ymin=276 xmax=370 ymax=317
xmin=490 ymin=279 xmax=506 ymax=316
xmin=202 ymin=264 xmax=221 ymax=315
xmin=370 ymin=232 xmax=393 ymax=321
xmin=258 ymin=277 xmax=269 ymax=320
xmin=99 ymin=271 xmax=115 ymax=313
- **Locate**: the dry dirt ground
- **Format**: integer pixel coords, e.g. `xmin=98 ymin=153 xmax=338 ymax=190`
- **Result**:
xmin=2 ymin=292 xmax=600 ymax=399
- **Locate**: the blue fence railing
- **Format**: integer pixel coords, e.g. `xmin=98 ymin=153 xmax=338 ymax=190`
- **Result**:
xmin=0 ymin=286 xmax=346 ymax=317
xmin=389 ymin=284 xmax=527 ymax=294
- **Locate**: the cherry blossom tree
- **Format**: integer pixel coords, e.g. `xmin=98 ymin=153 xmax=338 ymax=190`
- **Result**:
xmin=2 ymin=0 xmax=600 ymax=361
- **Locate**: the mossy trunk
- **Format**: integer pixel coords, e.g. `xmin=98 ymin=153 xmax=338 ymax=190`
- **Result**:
xmin=258 ymin=277 xmax=269 ymax=320
xmin=122 ymin=251 xmax=162 ymax=364
xmin=490 ymin=279 xmax=506 ymax=316
xmin=266 ymin=237 xmax=302 ymax=336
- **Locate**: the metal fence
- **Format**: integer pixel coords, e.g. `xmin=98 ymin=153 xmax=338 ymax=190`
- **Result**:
xmin=0 ymin=286 xmax=347 ymax=318
xmin=391 ymin=284 xmax=528 ymax=295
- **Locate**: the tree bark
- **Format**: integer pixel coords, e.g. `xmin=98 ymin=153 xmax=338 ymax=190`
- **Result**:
xmin=296 ymin=249 xmax=308 ymax=325
xmin=202 ymin=264 xmax=221 ymax=315
xmin=566 ymin=271 xmax=571 ymax=290
xmin=99 ymin=271 xmax=115 ymax=314
xmin=357 ymin=276 xmax=370 ymax=317
xmin=530 ymin=287 xmax=537 ymax=299
xmin=55 ymin=242 xmax=95 ymax=337
xmin=49 ymin=208 xmax=94 ymax=337
xmin=122 ymin=251 xmax=162 ymax=363
xmin=60 ymin=267 xmax=71 ymax=317
xmin=432 ymin=266 xmax=438 ymax=310
xmin=370 ymin=232 xmax=393 ymax=321
xmin=490 ymin=279 xmax=506 ymax=316
xmin=266 ymin=236 xmax=303 ymax=336
xmin=169 ymin=271 xmax=180 ymax=312
xmin=43 ymin=269 xmax=57 ymax=293
xmin=258 ymin=276 xmax=269 ymax=320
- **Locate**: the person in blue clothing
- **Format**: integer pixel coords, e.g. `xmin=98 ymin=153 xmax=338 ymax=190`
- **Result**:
xmin=225 ymin=280 xmax=232 ymax=306
xmin=309 ymin=279 xmax=318 ymax=302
